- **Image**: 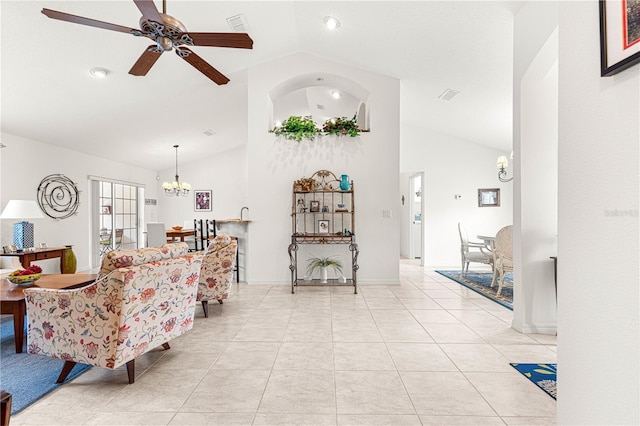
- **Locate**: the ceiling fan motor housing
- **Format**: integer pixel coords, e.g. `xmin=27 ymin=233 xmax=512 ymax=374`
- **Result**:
xmin=140 ymin=13 xmax=187 ymax=51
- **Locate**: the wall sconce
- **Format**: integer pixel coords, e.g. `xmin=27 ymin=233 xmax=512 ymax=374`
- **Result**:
xmin=497 ymin=151 xmax=514 ymax=183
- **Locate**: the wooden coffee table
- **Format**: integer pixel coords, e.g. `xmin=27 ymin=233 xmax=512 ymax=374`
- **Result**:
xmin=0 ymin=273 xmax=97 ymax=353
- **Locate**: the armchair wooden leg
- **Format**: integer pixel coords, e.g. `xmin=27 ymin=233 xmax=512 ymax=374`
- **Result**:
xmin=218 ymin=299 xmax=224 ymax=305
xmin=201 ymin=300 xmax=209 ymax=318
xmin=1 ymin=390 xmax=12 ymax=426
xmin=162 ymin=342 xmax=170 ymax=350
xmin=56 ymin=361 xmax=77 ymax=383
xmin=126 ymin=360 xmax=135 ymax=384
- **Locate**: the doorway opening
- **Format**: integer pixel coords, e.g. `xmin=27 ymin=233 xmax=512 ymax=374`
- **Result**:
xmin=409 ymin=172 xmax=424 ymax=263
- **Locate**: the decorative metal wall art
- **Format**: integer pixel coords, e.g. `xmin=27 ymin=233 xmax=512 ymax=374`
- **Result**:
xmin=37 ymin=174 xmax=80 ymax=219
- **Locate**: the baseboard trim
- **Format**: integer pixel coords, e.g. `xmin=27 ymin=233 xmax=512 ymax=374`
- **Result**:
xmin=513 ymin=322 xmax=557 ymax=335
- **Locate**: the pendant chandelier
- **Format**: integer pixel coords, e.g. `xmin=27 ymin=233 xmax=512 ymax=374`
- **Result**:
xmin=162 ymin=145 xmax=191 ymax=196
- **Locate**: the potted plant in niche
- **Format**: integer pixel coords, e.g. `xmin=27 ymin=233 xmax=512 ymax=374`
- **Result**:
xmin=307 ymin=256 xmax=343 ymax=283
xmin=322 ymin=114 xmax=362 ymax=137
xmin=270 ymin=115 xmax=320 ymax=142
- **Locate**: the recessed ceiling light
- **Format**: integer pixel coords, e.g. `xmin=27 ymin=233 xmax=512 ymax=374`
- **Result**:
xmin=331 ymin=90 xmax=341 ymax=99
xmin=323 ymin=16 xmax=340 ymax=30
xmin=89 ymin=67 xmax=109 ymax=78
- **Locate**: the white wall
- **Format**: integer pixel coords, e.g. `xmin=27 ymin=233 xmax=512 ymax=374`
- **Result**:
xmin=247 ymin=52 xmax=400 ymax=285
xmin=157 ymin=145 xmax=248 ymax=227
xmin=557 ymin=1 xmax=640 ymax=424
xmin=400 ymin=124 xmax=513 ymax=267
xmin=399 ymin=171 xmax=413 ymax=258
xmin=513 ymin=2 xmax=559 ymax=335
xmin=0 ymin=133 xmax=158 ymax=272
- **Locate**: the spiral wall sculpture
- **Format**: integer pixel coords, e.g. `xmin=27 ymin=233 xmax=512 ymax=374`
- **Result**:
xmin=37 ymin=174 xmax=80 ymax=219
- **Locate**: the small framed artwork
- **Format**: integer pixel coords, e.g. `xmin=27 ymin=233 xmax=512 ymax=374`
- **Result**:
xmin=600 ymin=0 xmax=640 ymax=76
xmin=194 ymin=190 xmax=212 ymax=212
xmin=101 ymin=205 xmax=111 ymax=214
xmin=318 ymin=219 xmax=330 ymax=234
xmin=478 ymin=188 xmax=500 ymax=207
xmin=309 ymin=200 xmax=320 ymax=212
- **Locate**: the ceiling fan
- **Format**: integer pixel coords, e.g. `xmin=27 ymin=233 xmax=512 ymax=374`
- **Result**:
xmin=41 ymin=0 xmax=253 ymax=85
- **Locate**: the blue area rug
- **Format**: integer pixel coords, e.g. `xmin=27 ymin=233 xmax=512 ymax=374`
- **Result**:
xmin=510 ymin=363 xmax=557 ymax=400
xmin=0 ymin=315 xmax=92 ymax=415
xmin=435 ymin=270 xmax=513 ymax=310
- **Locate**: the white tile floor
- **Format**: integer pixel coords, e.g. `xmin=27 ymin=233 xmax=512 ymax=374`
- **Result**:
xmin=12 ymin=261 xmax=557 ymax=425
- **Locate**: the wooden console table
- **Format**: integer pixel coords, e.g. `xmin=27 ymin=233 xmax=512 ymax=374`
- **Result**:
xmin=0 ymin=247 xmax=69 ymax=274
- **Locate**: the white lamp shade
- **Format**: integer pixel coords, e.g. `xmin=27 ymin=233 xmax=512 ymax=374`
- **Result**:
xmin=496 ymin=155 xmax=509 ymax=169
xmin=0 ymin=200 xmax=44 ymax=220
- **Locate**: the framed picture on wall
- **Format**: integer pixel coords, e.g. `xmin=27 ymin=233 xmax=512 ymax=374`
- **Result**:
xmin=309 ymin=200 xmax=320 ymax=212
xmin=194 ymin=190 xmax=212 ymax=212
xmin=478 ymin=188 xmax=500 ymax=207
xmin=600 ymin=0 xmax=640 ymax=76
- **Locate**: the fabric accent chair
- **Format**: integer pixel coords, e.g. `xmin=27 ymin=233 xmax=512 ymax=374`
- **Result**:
xmin=24 ymin=244 xmax=202 ymax=384
xmin=98 ymin=242 xmax=188 ymax=279
xmin=458 ymin=222 xmax=493 ymax=277
xmin=491 ymin=225 xmax=513 ymax=295
xmin=197 ymin=234 xmax=238 ymax=318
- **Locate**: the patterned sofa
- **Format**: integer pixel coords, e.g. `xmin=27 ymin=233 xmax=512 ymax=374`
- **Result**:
xmin=197 ymin=234 xmax=237 ymax=318
xmin=24 ymin=243 xmax=202 ymax=384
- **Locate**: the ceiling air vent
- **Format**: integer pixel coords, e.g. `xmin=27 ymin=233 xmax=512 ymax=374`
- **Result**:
xmin=438 ymin=88 xmax=460 ymax=101
xmin=203 ymin=129 xmax=216 ymax=136
xmin=226 ymin=14 xmax=249 ymax=32
xmin=317 ymin=104 xmax=325 ymax=110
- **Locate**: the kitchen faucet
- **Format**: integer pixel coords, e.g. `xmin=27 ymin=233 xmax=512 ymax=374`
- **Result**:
xmin=240 ymin=206 xmax=249 ymax=221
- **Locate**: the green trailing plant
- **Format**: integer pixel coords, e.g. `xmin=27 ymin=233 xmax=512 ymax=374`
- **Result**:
xmin=322 ymin=114 xmax=361 ymax=137
xmin=270 ymin=115 xmax=320 ymax=142
xmin=307 ymin=256 xmax=343 ymax=275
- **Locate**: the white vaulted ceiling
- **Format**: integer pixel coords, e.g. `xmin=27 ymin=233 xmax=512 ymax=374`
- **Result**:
xmin=1 ymin=1 xmax=522 ymax=170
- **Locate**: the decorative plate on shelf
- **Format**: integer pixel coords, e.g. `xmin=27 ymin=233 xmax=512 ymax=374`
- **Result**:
xmin=7 ymin=273 xmax=42 ymax=286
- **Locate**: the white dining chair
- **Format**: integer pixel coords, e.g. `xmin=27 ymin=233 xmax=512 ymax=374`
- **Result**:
xmin=458 ymin=222 xmax=493 ymax=277
xmin=146 ymin=222 xmax=167 ymax=247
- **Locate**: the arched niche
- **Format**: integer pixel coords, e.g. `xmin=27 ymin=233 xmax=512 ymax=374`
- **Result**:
xmin=268 ymin=72 xmax=370 ymax=131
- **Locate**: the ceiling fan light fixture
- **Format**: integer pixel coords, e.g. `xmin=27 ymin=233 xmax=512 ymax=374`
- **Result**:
xmin=89 ymin=67 xmax=109 ymax=78
xmin=156 ymin=36 xmax=174 ymax=51
xmin=323 ymin=16 xmax=340 ymax=30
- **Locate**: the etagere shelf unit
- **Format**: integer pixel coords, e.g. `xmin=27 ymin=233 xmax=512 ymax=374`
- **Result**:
xmin=288 ymin=170 xmax=360 ymax=294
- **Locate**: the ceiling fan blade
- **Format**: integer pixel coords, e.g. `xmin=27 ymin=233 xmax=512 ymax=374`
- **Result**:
xmin=176 ymin=48 xmax=230 ymax=85
xmin=185 ymin=32 xmax=253 ymax=49
xmin=42 ymin=8 xmax=138 ymax=34
xmin=133 ymin=0 xmax=163 ymax=23
xmin=129 ymin=46 xmax=163 ymax=76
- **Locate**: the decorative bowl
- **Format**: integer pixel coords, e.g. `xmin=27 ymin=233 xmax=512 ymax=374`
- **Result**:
xmin=172 ymin=226 xmax=183 ymax=231
xmin=7 ymin=273 xmax=42 ymax=285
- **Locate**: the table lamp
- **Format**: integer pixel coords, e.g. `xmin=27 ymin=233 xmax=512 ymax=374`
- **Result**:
xmin=0 ymin=200 xmax=44 ymax=250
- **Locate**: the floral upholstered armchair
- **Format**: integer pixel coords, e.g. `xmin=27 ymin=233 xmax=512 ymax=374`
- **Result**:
xmin=24 ymin=244 xmax=202 ymax=384
xmin=98 ymin=242 xmax=189 ymax=278
xmin=197 ymin=233 xmax=237 ymax=318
